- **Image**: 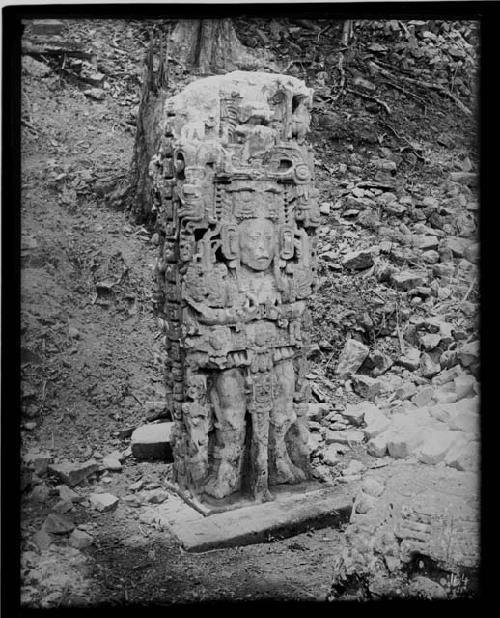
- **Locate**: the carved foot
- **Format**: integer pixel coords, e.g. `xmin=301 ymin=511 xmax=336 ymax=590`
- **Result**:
xmin=270 ymin=460 xmax=307 ymax=485
xmin=253 ymin=486 xmax=274 ymax=503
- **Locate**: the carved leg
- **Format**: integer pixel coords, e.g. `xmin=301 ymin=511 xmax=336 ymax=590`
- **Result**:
xmin=204 ymin=369 xmax=246 ymax=499
xmin=250 ymin=406 xmax=273 ymax=503
xmin=268 ymin=360 xmax=307 ymax=485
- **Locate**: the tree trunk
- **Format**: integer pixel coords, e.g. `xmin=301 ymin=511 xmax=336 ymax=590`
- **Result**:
xmin=174 ymin=18 xmax=246 ymax=73
xmin=127 ymin=19 xmax=265 ymax=223
xmin=127 ymin=32 xmax=169 ymax=223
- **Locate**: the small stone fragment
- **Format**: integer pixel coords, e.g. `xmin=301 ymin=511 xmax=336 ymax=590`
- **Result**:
xmin=321 ymin=445 xmax=341 ymax=466
xmin=48 ymin=460 xmax=99 ymax=487
xmin=42 ymin=513 xmax=75 ymax=535
xmin=342 ymin=402 xmax=371 ymax=426
xmin=395 ymin=381 xmax=417 ymax=401
xmin=390 ymin=271 xmax=425 ymax=291
xmin=445 ymin=438 xmax=479 ymax=471
xmin=367 ymin=433 xmax=388 ymax=457
xmin=354 ymin=493 xmax=378 ymax=514
xmin=398 ymin=347 xmax=421 ymax=371
xmin=307 ymin=402 xmax=330 ymax=422
xmin=386 ymin=426 xmax=426 ymax=459
xmin=408 ymin=575 xmax=448 ymax=599
xmin=102 ymin=455 xmax=122 ymax=472
xmin=412 ymin=386 xmax=434 ymax=407
xmin=83 ymin=88 xmax=105 ymax=101
xmin=454 ymin=374 xmax=477 ymax=400
xmin=141 ymin=489 xmax=169 ymax=504
xmin=343 ymin=459 xmax=365 ymax=476
xmin=325 ymin=429 xmax=364 ymax=446
xmin=420 ymin=333 xmax=441 ymax=351
xmin=351 ymin=375 xmax=381 ymax=401
xmin=458 ymin=340 xmax=479 ymax=367
xmin=418 ymin=430 xmax=461 ymax=465
xmin=30 ymin=485 xmax=51 ymax=503
xmin=363 ymin=406 xmax=390 ymax=438
xmin=32 ymin=530 xmax=55 ymax=551
xmin=361 ymin=478 xmax=385 ymax=497
xmin=89 ymin=492 xmax=119 ymax=513
xmin=69 ymin=529 xmax=94 ymax=550
xmin=342 ymin=249 xmax=375 ymax=270
xmin=335 ymin=339 xmax=370 ymax=378
xmin=58 ymin=484 xmax=82 ymax=502
xmin=420 ymin=352 xmax=441 ymax=378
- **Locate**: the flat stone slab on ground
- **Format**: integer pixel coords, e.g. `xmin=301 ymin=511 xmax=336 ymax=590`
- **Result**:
xmin=148 ymin=484 xmax=353 ymax=552
xmin=131 ymin=422 xmax=174 ymax=461
xmin=48 ymin=460 xmax=99 ymax=486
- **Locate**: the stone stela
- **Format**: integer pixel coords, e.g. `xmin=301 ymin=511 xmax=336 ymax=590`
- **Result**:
xmin=151 ymin=71 xmax=320 ymax=507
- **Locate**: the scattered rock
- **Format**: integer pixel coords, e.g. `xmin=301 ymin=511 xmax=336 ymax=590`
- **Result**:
xmin=418 ymin=430 xmax=461 ymax=464
xmin=48 ymin=460 xmax=99 ymax=487
xmin=454 ymin=374 xmax=476 ymax=400
xmin=129 ymin=478 xmax=145 ymax=492
xmin=413 ymin=235 xmax=439 ymax=251
xmin=325 ymin=429 xmax=364 ymax=446
xmin=365 ymin=350 xmax=393 ymax=377
xmin=53 ymin=499 xmax=74 ymax=514
xmin=22 ymin=56 xmax=52 ymax=78
xmin=335 ymin=339 xmax=369 ymax=378
xmin=361 ymin=478 xmax=385 ymax=497
xmin=363 ymin=405 xmax=390 ymax=438
xmin=390 ymin=271 xmax=426 ymax=291
xmin=58 ymin=484 xmax=82 ymax=503
xmin=458 ymin=340 xmax=479 ymax=367
xmin=89 ymin=492 xmax=119 ymax=513
xmin=131 ymin=423 xmax=174 ymax=461
xmin=445 ymin=438 xmax=479 ymax=471
xmin=412 ymin=386 xmax=434 ymax=407
xmin=342 ymin=248 xmax=375 ymax=270
xmin=420 ymin=352 xmax=441 ymax=378
xmin=351 ymin=375 xmax=381 ymax=400
xmin=342 ymin=402 xmax=371 ymax=426
xmin=343 ymin=460 xmax=365 ymax=476
xmin=432 ymin=365 xmax=463 ymax=386
xmin=420 ymin=333 xmax=441 ymax=351
xmin=68 ymin=326 xmax=80 ymax=339
xmin=408 ymin=575 xmax=448 ymax=599
xmin=398 ymin=347 xmax=421 ymax=370
xmin=30 ymin=485 xmax=51 ymax=503
xmin=83 ymin=88 xmax=105 ymax=101
xmin=321 ymin=445 xmax=341 ymax=466
xmin=307 ymin=402 xmax=330 ymax=422
xmin=32 ymin=530 xmax=55 ymax=551
xmin=395 ymin=381 xmax=417 ymax=401
xmin=42 ymin=513 xmax=75 ymax=535
xmin=102 ymin=455 xmax=122 ymax=472
xmin=138 ymin=488 xmax=168 ymax=505
xmin=367 ymin=433 xmax=388 ymax=457
xmin=449 ymin=171 xmax=477 ymax=187
xmin=354 ymin=493 xmax=378 ymax=514
xmin=69 ymin=529 xmax=94 ymax=550
xmin=320 ymin=202 xmax=331 ymax=215
xmin=387 ymin=427 xmax=426 ymax=459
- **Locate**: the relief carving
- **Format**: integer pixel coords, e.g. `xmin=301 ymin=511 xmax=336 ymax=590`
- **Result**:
xmin=152 ymin=71 xmax=318 ymax=505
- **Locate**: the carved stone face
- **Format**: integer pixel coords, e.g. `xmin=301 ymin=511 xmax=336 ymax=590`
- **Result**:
xmin=239 ymin=218 xmax=275 ymax=271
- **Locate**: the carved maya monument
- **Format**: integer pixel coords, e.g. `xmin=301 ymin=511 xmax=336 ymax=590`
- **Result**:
xmin=151 ymin=71 xmax=320 ymax=507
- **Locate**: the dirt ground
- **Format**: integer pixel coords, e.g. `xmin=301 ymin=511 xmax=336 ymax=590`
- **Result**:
xmin=16 ymin=16 xmax=480 ymax=608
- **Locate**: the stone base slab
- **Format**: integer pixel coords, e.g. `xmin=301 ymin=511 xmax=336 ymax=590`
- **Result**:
xmin=143 ymin=484 xmax=353 ymax=552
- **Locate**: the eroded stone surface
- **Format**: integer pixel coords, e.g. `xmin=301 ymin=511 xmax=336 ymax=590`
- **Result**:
xmin=152 ymin=71 xmax=318 ymax=504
